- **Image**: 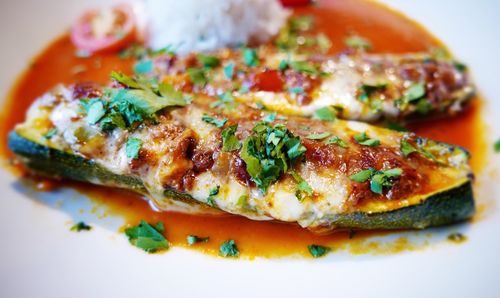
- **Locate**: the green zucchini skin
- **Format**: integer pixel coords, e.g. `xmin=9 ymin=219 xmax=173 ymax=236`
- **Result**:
xmin=8 ymin=131 xmax=475 ymax=231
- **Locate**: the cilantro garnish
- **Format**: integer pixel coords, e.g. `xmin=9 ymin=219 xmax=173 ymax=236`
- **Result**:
xmin=275 ymin=16 xmax=331 ymax=53
xmin=354 ymin=132 xmax=380 ymax=147
xmin=416 ymin=98 xmax=433 ymax=114
xmin=313 ymin=106 xmax=336 ymax=121
xmin=289 ymin=86 xmax=305 ymax=94
xmin=186 ymin=67 xmax=208 ymax=86
xmin=126 ymin=138 xmax=143 ymax=160
xmin=262 ymin=112 xmax=277 ymax=123
xmin=237 ymin=195 xmax=248 ymax=206
xmin=291 ymin=61 xmax=319 ymax=76
xmin=70 ymin=221 xmax=92 ymax=232
xmin=290 ymin=171 xmax=313 ymax=201
xmin=325 ymin=136 xmax=348 ymax=148
xmin=357 ymin=83 xmax=387 ymax=103
xmin=186 ymin=235 xmax=209 ymax=246
xmin=308 ymin=244 xmax=331 ymax=258
xmin=396 ymin=83 xmax=426 ymax=110
xmin=221 ymin=124 xmax=241 ymax=152
xmin=400 ymin=139 xmax=418 ymax=157
xmin=124 ymin=220 xmax=169 ymax=253
xmin=223 ymin=62 xmax=235 ymax=80
xmin=387 ymin=122 xmax=408 ymax=132
xmin=85 ymin=99 xmax=106 ymax=125
xmin=210 ymin=92 xmax=235 ymax=109
xmin=344 ymin=35 xmax=372 ymax=50
xmin=43 ymin=128 xmax=57 ymax=140
xmin=242 ymin=48 xmax=259 ymax=67
xmin=202 ymin=114 xmax=227 ymax=128
xmin=207 ymin=185 xmax=220 ymax=207
xmin=196 ymin=54 xmax=220 ymax=68
xmin=240 ymin=122 xmax=307 ymax=192
xmin=133 ymin=60 xmax=153 ymax=74
xmin=349 ymin=167 xmax=403 ymax=194
xmin=495 ymin=139 xmax=500 ymax=153
xmin=219 ymin=239 xmax=239 ymax=257
xmin=306 ymin=132 xmax=331 ymax=140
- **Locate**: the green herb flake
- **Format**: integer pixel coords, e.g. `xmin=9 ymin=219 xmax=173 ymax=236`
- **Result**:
xmin=344 ymin=35 xmax=372 ymax=50
xmin=126 ymin=138 xmax=143 ymax=160
xmin=210 ymin=92 xmax=235 ymax=109
xmin=223 ymin=62 xmax=235 ymax=80
xmin=206 ymin=185 xmax=220 ymax=207
xmin=401 ymin=139 xmax=418 ymax=157
xmin=240 ymin=122 xmax=306 ymax=192
xmin=219 ymin=239 xmax=239 ymax=257
xmin=124 ymin=220 xmax=169 ymax=253
xmin=289 ymin=86 xmax=304 ymax=94
xmin=263 ymin=112 xmax=277 ymax=123
xmin=358 ymin=83 xmax=387 ymax=103
xmin=43 ymin=128 xmax=58 ymax=140
xmin=387 ymin=122 xmax=408 ymax=132
xmin=237 ymin=195 xmax=248 ymax=206
xmin=416 ymin=98 xmax=433 ymax=114
xmin=495 ymin=139 xmax=500 ymax=153
xmin=86 ymin=99 xmax=106 ymax=125
xmin=196 ymin=54 xmax=220 ymax=68
xmin=202 ymin=114 xmax=227 ymax=128
xmin=70 ymin=221 xmax=92 ymax=232
xmin=349 ymin=168 xmax=375 ymax=183
xmin=291 ymin=61 xmax=319 ymax=75
xmin=406 ymin=83 xmax=426 ymax=102
xmin=325 ymin=136 xmax=348 ymax=148
xmin=354 ymin=132 xmax=380 ymax=147
xmin=186 ymin=235 xmax=209 ymax=246
xmin=133 ymin=60 xmax=153 ymax=74
xmin=307 ymin=244 xmax=331 ymax=258
xmin=313 ymin=106 xmax=336 ymax=121
xmin=242 ymin=48 xmax=259 ymax=67
xmin=306 ymin=132 xmax=331 ymax=140
xmin=222 ymin=124 xmax=241 ymax=152
xmin=187 ymin=67 xmax=208 ymax=86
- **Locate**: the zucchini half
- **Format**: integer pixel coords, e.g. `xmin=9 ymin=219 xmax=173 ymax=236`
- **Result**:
xmin=8 ymin=131 xmax=475 ymax=231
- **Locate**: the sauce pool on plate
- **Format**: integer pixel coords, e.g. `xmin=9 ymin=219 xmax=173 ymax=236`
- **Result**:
xmin=0 ymin=0 xmax=486 ymax=258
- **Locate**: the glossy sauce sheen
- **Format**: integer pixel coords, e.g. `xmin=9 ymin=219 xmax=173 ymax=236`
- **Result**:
xmin=0 ymin=0 xmax=485 ymax=258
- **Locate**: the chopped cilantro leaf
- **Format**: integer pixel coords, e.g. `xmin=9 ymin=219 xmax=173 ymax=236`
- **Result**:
xmin=279 ymin=59 xmax=289 ymax=71
xmin=325 ymin=136 xmax=348 ymax=148
xmin=401 ymin=139 xmax=418 ymax=157
xmin=358 ymin=83 xmax=387 ymax=103
xmin=186 ymin=235 xmax=209 ymax=246
xmin=354 ymin=132 xmax=380 ymax=147
xmin=387 ymin=122 xmax=408 ymax=132
xmin=349 ymin=167 xmax=403 ymax=194
xmin=210 ymin=92 xmax=235 ymax=109
xmin=344 ymin=35 xmax=372 ymax=50
xmin=70 ymin=221 xmax=91 ymax=232
xmin=349 ymin=168 xmax=375 ymax=183
xmin=187 ymin=67 xmax=208 ymax=86
xmin=416 ymin=98 xmax=433 ymax=114
xmin=126 ymin=138 xmax=143 ymax=160
xmin=110 ymin=71 xmax=142 ymax=89
xmin=133 ymin=60 xmax=153 ymax=74
xmin=263 ymin=112 xmax=277 ymax=123
xmin=196 ymin=54 xmax=220 ymax=68
xmin=202 ymin=114 xmax=227 ymax=128
xmin=290 ymin=171 xmax=313 ymax=201
xmin=405 ymin=83 xmax=426 ymax=102
xmin=242 ymin=48 xmax=259 ymax=67
xmin=291 ymin=61 xmax=319 ymax=75
xmin=313 ymin=106 xmax=336 ymax=121
xmin=240 ymin=122 xmax=306 ymax=192
xmin=43 ymin=128 xmax=57 ymax=140
xmin=209 ymin=185 xmax=220 ymax=196
xmin=124 ymin=220 xmax=169 ymax=253
xmin=289 ymin=86 xmax=304 ymax=94
xmin=237 ymin=195 xmax=248 ymax=206
xmin=219 ymin=239 xmax=239 ymax=257
xmin=495 ymin=139 xmax=500 ymax=153
xmin=308 ymin=244 xmax=331 ymax=258
xmin=86 ymin=99 xmax=106 ymax=125
xmin=306 ymin=132 xmax=331 ymax=140
xmin=223 ymin=62 xmax=235 ymax=80
xmin=222 ymin=124 xmax=241 ymax=152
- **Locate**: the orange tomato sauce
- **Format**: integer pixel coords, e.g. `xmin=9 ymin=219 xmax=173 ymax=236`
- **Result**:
xmin=0 ymin=0 xmax=485 ymax=258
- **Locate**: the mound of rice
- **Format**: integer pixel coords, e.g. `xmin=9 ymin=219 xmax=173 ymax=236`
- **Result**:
xmin=144 ymin=0 xmax=290 ymax=54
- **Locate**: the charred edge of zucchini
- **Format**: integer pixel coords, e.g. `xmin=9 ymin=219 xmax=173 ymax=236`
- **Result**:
xmin=9 ymin=132 xmax=475 ymax=230
xmin=315 ymin=181 xmax=474 ymax=232
xmin=9 ymin=132 xmax=197 ymax=203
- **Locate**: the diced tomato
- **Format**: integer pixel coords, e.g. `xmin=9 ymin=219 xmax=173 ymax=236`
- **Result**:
xmin=253 ymin=70 xmax=284 ymax=92
xmin=70 ymin=4 xmax=138 ymax=54
xmin=280 ymin=0 xmax=312 ymax=7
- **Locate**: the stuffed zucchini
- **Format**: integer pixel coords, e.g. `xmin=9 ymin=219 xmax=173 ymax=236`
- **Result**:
xmin=9 ymin=74 xmax=474 ymax=233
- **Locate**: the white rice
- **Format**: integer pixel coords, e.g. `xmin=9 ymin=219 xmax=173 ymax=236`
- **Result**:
xmin=143 ymin=0 xmax=290 ymax=54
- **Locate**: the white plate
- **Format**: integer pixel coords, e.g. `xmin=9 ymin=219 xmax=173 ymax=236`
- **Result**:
xmin=0 ymin=1 xmax=499 ymax=297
